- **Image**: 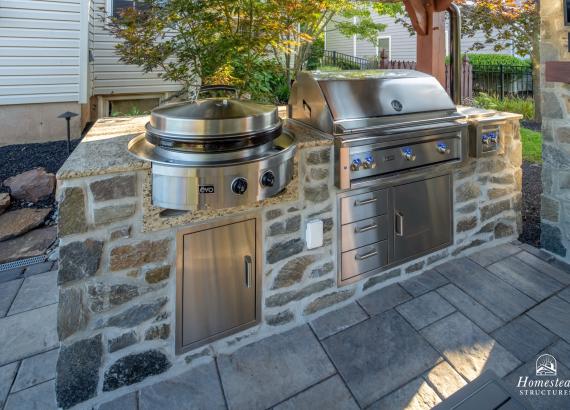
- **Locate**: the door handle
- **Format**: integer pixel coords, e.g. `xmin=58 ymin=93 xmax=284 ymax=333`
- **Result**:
xmin=355 ymin=249 xmax=378 ymax=261
xmin=395 ymin=211 xmax=404 ymax=237
xmin=354 ymin=223 xmax=378 ymax=233
xmin=244 ymin=255 xmax=253 ymax=288
xmin=354 ymin=197 xmax=377 ymax=206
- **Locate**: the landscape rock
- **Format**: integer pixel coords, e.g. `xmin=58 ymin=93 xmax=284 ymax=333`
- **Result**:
xmin=266 ymin=310 xmax=295 ymax=326
xmin=103 ymin=350 xmax=171 ymax=391
xmin=266 ymin=279 xmax=334 ymax=307
xmin=362 ymin=269 xmax=401 ymax=291
xmin=144 ymin=265 xmax=170 ymax=284
xmin=58 ymin=287 xmax=88 ymax=340
xmin=267 ymin=215 xmax=301 ymax=237
xmin=3 ymin=168 xmax=55 ymax=202
xmin=310 ymin=261 xmax=334 ymax=278
xmin=58 ymin=239 xmax=104 ymax=284
xmin=304 ymin=184 xmax=329 ymax=203
xmin=303 ymin=289 xmax=355 ymax=315
xmin=0 ymin=193 xmax=9 ymax=215
xmin=480 ymin=199 xmax=511 ymax=221
xmin=272 ymin=255 xmax=320 ymax=289
xmin=456 ymin=216 xmax=477 ymax=233
xmin=56 ymin=334 xmax=103 ymax=409
xmin=58 ymin=187 xmax=87 ymax=236
xmin=94 ymin=203 xmax=136 ymax=226
xmin=0 ymin=208 xmax=50 ymax=242
xmin=145 ymin=324 xmax=170 ymax=340
xmin=110 ymin=239 xmax=171 ymax=271
xmin=87 ymin=283 xmax=140 ymax=313
xmin=0 ymin=226 xmax=57 ymax=264
xmin=104 ymin=297 xmax=168 ymax=328
xmin=266 ymin=238 xmax=304 ymax=264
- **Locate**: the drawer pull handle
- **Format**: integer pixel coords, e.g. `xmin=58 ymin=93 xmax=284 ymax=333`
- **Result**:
xmin=395 ymin=211 xmax=404 ymax=237
xmin=354 ymin=197 xmax=377 ymax=206
xmin=244 ymin=255 xmax=253 ymax=288
xmin=355 ymin=223 xmax=378 ymax=233
xmin=355 ymin=250 xmax=378 ymax=261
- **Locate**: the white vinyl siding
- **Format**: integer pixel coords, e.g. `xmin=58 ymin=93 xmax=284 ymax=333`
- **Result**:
xmin=0 ymin=0 xmax=85 ymax=105
xmin=92 ymin=0 xmax=181 ymax=96
xmin=326 ymin=12 xmax=505 ymax=62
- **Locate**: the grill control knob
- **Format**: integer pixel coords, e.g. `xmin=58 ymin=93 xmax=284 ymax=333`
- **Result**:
xmin=362 ymin=156 xmax=376 ymax=169
xmin=401 ymin=147 xmax=416 ymax=161
xmin=436 ymin=142 xmax=451 ymax=154
xmin=231 ymin=177 xmax=248 ymax=195
xmin=260 ymin=171 xmax=275 ymax=187
xmin=350 ymin=158 xmax=362 ymax=171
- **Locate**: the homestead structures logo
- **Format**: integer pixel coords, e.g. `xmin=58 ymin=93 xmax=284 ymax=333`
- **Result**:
xmin=516 ymin=354 xmax=570 ymax=398
xmin=536 ymin=354 xmax=557 ymax=376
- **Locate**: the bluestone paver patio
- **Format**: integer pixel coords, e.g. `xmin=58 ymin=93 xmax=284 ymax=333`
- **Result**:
xmin=3 ymin=242 xmax=570 ymax=410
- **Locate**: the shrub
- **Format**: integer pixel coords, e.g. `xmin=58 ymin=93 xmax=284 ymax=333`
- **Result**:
xmin=446 ymin=53 xmax=531 ymax=68
xmin=306 ymin=38 xmax=325 ymax=70
xmin=474 ymin=93 xmax=535 ymax=120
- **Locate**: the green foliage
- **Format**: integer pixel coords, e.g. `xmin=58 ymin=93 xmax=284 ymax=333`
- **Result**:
xmin=520 ymin=127 xmax=542 ymax=163
xmin=465 ymin=54 xmax=531 ymax=68
xmin=306 ymin=37 xmax=325 ymax=70
xmin=474 ymin=93 xmax=535 ymax=120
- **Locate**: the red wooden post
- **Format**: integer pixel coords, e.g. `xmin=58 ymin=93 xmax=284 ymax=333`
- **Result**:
xmin=380 ymin=49 xmax=388 ymax=69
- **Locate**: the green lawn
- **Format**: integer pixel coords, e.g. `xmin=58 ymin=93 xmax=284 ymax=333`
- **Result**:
xmin=521 ymin=127 xmax=542 ymax=163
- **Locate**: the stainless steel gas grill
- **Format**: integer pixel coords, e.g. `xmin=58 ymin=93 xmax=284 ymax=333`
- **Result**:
xmin=289 ymin=70 xmax=468 ymax=284
xmin=128 ymin=98 xmax=296 ymax=211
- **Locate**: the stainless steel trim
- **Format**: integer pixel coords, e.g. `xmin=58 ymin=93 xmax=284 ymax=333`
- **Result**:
xmin=244 ymin=255 xmax=253 ymax=288
xmin=355 ymin=249 xmax=379 ymax=260
xmin=340 ymin=189 xmax=388 ymax=225
xmin=355 ymin=197 xmax=378 ymax=206
xmin=395 ymin=212 xmax=404 ymax=237
xmin=341 ymin=215 xmax=388 ymax=252
xmin=448 ymin=3 xmax=462 ymax=105
xmin=355 ymin=223 xmax=378 ymax=233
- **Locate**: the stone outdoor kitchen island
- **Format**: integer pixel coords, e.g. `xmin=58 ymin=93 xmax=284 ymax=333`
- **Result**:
xmin=55 ymin=109 xmax=523 ymax=408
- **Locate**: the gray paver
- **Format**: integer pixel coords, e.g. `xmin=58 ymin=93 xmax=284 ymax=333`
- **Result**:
xmin=8 ymin=270 xmax=58 ymax=315
xmin=0 ymin=362 xmax=18 ymax=409
xmin=357 ymin=283 xmax=412 ymax=316
xmin=273 ymin=375 xmax=358 ymax=410
xmin=436 ymin=258 xmax=535 ymax=321
xmin=0 ymin=279 xmax=22 ymax=317
xmin=11 ymin=348 xmax=59 ymax=393
xmin=0 ymin=304 xmax=58 ymax=366
xmin=515 ymin=251 xmax=570 ymax=285
xmin=4 ymin=379 xmax=56 ymax=410
xmin=322 ymin=309 xmax=441 ymax=407
xmin=491 ymin=315 xmax=557 ymax=362
xmin=558 ymin=287 xmax=570 ymax=303
xmin=423 ymin=361 xmax=467 ymax=399
xmin=527 ymin=296 xmax=570 ymax=343
xmin=421 ymin=312 xmax=521 ymax=381
xmin=436 ymin=284 xmax=504 ymax=333
xmin=218 ymin=325 xmax=334 ymax=410
xmin=0 ymin=268 xmax=24 ymax=284
xmin=310 ymin=302 xmax=368 ymax=340
xmin=367 ymin=377 xmax=441 ymax=410
xmin=518 ymin=243 xmax=555 ymax=262
xmin=98 ymin=392 xmax=137 ymax=410
xmin=140 ymin=362 xmax=224 ymax=410
xmin=503 ymin=360 xmax=570 ymax=410
xmin=487 ymin=257 xmax=564 ymax=301
xmin=23 ymin=262 xmax=54 ymax=277
xmin=400 ymin=269 xmax=449 ymax=297
xmin=468 ymin=243 xmax=521 ymax=267
xmin=396 ymin=291 xmax=455 ymax=330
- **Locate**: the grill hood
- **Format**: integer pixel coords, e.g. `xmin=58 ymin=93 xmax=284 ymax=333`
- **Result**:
xmin=289 ymin=70 xmax=461 ymax=135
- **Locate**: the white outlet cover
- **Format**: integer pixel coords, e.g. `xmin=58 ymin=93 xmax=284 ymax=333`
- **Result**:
xmin=306 ymin=219 xmax=324 ymax=249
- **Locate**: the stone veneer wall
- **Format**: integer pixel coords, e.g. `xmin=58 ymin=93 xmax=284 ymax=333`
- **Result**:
xmin=540 ymin=0 xmax=570 ymax=261
xmin=55 ymin=117 xmax=522 ymax=409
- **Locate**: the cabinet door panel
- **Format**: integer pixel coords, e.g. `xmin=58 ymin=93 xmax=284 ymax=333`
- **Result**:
xmin=181 ymin=219 xmax=256 ymax=348
xmin=393 ymin=175 xmax=452 ymax=262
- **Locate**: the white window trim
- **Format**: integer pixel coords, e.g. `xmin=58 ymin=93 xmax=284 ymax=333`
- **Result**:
xmin=375 ymin=35 xmax=391 ymax=60
xmin=105 ymin=0 xmax=113 ymax=16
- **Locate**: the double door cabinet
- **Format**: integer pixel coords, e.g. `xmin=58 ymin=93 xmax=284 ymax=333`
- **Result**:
xmin=339 ymin=174 xmax=453 ymax=285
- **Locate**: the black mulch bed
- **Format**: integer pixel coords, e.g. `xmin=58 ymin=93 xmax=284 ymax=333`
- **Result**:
xmin=519 ymin=160 xmax=542 ymax=247
xmin=0 ymin=139 xmax=81 ymax=219
xmin=521 ymin=120 xmax=541 ymax=132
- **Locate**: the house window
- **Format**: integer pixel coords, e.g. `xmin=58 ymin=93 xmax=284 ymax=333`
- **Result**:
xmin=112 ymin=0 xmax=149 ymax=16
xmin=565 ymin=0 xmax=570 ymax=26
xmin=376 ymin=36 xmax=391 ymax=60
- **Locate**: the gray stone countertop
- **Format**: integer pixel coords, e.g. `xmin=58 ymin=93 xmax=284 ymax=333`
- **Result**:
xmin=57 ymin=116 xmax=332 ymax=181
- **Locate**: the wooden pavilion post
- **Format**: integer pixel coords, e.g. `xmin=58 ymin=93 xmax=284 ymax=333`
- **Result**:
xmin=402 ymin=0 xmax=453 ymax=86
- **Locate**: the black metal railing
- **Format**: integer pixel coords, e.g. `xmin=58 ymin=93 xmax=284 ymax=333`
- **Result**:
xmin=319 ymin=50 xmax=375 ymax=70
xmin=471 ymin=64 xmax=533 ymax=99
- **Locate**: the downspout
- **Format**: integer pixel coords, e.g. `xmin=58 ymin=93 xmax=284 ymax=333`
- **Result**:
xmin=448 ymin=3 xmax=462 ymax=105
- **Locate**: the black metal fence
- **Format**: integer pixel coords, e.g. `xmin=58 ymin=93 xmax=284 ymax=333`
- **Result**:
xmin=471 ymin=65 xmax=533 ymax=99
xmin=320 ymin=50 xmax=375 ymax=70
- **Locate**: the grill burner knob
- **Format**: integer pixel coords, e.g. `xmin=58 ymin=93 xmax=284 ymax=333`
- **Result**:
xmin=436 ymin=142 xmax=451 ymax=154
xmin=261 ymin=171 xmax=275 ymax=187
xmin=362 ymin=156 xmax=376 ymax=169
xmin=231 ymin=177 xmax=248 ymax=195
xmin=350 ymin=158 xmax=362 ymax=171
xmin=401 ymin=147 xmax=416 ymax=161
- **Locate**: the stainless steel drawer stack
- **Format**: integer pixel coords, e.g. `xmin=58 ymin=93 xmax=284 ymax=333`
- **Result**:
xmin=339 ymin=189 xmax=389 ymax=282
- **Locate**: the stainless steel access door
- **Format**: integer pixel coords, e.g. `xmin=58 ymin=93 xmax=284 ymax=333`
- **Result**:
xmin=392 ymin=174 xmax=452 ymax=263
xmin=178 ymin=218 xmax=259 ymax=353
